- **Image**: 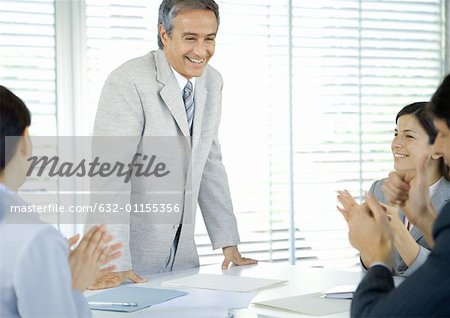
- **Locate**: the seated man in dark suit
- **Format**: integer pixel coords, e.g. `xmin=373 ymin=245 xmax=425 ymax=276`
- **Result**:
xmin=338 ymin=75 xmax=450 ymax=318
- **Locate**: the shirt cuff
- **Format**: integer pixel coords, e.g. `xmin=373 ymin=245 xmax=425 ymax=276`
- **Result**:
xmin=402 ymin=245 xmax=430 ymax=277
xmin=370 ymin=262 xmax=391 ymax=271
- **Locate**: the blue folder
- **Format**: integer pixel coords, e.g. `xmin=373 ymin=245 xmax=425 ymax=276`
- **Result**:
xmin=87 ymin=286 xmax=187 ymax=312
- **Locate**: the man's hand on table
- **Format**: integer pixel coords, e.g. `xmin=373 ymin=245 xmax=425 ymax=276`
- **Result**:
xmin=221 ymin=245 xmax=258 ymax=270
xmin=88 ymin=270 xmax=146 ymax=290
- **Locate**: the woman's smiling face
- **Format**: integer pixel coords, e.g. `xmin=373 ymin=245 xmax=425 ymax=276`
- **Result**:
xmin=391 ymin=114 xmax=433 ymax=172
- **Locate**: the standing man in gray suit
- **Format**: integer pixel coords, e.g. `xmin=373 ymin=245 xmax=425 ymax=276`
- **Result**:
xmin=89 ymin=0 xmax=257 ymax=289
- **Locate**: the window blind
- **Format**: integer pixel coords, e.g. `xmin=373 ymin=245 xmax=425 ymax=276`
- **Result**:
xmin=0 ymin=0 xmax=57 ymax=136
xmin=84 ymin=0 xmax=159 ymax=134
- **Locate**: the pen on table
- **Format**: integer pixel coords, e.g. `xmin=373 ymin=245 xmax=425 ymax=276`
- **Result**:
xmin=88 ymin=301 xmax=138 ymax=307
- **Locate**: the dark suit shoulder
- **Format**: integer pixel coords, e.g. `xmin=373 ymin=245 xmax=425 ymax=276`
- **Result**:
xmin=351 ymin=265 xmax=394 ymax=317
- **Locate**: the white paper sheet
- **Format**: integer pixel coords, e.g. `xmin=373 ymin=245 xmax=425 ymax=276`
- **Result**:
xmin=134 ymin=307 xmax=230 ymax=318
xmin=161 ymin=273 xmax=286 ymax=292
xmin=154 ymin=288 xmax=257 ymax=309
xmin=255 ymin=292 xmax=351 ymax=316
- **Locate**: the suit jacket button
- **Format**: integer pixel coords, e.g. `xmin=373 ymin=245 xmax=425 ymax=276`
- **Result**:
xmin=172 ymin=224 xmax=179 ymax=230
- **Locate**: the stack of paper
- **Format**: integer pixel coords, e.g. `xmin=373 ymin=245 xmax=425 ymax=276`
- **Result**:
xmin=321 ymin=284 xmax=357 ymax=299
xmin=255 ymin=292 xmax=351 ymax=315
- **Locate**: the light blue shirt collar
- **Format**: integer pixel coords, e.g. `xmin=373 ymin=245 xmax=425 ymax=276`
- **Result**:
xmin=0 ymin=183 xmax=15 ymax=194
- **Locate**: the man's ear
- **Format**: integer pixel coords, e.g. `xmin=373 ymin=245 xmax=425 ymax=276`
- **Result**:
xmin=431 ymin=152 xmax=443 ymax=160
xmin=18 ymin=127 xmax=31 ymax=157
xmin=159 ymin=24 xmax=169 ymax=47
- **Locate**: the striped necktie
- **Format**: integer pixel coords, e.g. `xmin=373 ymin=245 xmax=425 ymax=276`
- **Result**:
xmin=183 ymin=80 xmax=194 ymax=134
xmin=405 ymin=217 xmax=413 ymax=231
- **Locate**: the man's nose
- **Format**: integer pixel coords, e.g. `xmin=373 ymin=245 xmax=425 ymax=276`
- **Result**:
xmin=192 ymin=41 xmax=207 ymax=57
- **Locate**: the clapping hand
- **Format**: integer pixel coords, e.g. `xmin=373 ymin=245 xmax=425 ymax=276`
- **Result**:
xmin=67 ymin=225 xmax=122 ymax=291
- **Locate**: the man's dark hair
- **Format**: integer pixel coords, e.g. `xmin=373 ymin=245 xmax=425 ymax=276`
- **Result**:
xmin=396 ymin=101 xmax=450 ymax=181
xmin=0 ymin=85 xmax=31 ymax=170
xmin=157 ymin=0 xmax=220 ymax=49
xmin=429 ymin=74 xmax=450 ymax=129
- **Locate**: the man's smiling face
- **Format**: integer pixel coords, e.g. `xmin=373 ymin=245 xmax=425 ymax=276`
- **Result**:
xmin=160 ymin=9 xmax=217 ymax=79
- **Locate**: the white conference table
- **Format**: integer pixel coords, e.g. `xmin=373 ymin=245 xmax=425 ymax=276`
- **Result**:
xmin=89 ymin=262 xmax=363 ymax=318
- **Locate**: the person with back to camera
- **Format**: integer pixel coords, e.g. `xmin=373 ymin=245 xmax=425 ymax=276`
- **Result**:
xmin=0 ymin=85 xmax=122 ymax=317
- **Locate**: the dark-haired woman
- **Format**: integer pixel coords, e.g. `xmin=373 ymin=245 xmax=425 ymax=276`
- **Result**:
xmin=363 ymin=102 xmax=450 ymax=277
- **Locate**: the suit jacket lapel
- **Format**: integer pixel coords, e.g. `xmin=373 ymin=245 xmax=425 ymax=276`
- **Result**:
xmin=155 ymin=50 xmax=190 ymax=137
xmin=192 ymin=75 xmax=207 ymax=149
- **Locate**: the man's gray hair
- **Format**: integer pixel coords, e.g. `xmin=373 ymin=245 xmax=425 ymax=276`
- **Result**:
xmin=157 ymin=0 xmax=220 ymax=49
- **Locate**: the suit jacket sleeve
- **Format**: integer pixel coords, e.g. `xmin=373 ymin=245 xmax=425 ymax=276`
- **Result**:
xmin=351 ymin=265 xmax=395 ymax=318
xmin=197 ymin=81 xmax=240 ymax=250
xmin=90 ymin=67 xmax=145 ymax=271
xmin=352 ymin=204 xmax=450 ymax=317
xmin=14 ymin=226 xmax=91 ymax=318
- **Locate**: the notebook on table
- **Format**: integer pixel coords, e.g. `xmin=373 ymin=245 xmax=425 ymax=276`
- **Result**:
xmin=87 ymin=286 xmax=187 ymax=312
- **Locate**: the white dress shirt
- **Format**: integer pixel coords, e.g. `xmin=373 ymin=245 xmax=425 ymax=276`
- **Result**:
xmin=170 ymin=66 xmax=197 ymax=96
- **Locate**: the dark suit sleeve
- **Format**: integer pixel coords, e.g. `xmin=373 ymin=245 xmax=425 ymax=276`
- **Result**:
xmin=351 ymin=265 xmax=395 ymax=317
xmin=351 ymin=205 xmax=450 ymax=317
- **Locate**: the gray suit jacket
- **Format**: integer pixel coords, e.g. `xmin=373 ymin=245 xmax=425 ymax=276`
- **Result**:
xmin=367 ymin=177 xmax=450 ymax=276
xmin=91 ymin=50 xmax=240 ymax=274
